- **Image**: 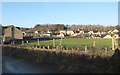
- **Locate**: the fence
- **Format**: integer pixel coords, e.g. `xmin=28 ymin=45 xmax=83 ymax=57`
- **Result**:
xmin=3 ymin=42 xmax=115 ymax=57
xmin=9 ymin=36 xmax=118 ymax=51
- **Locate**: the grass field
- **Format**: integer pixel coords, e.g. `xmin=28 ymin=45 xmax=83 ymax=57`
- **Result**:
xmin=23 ymin=38 xmax=119 ymax=49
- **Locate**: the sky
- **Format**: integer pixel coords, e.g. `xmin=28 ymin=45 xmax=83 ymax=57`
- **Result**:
xmin=2 ymin=2 xmax=118 ymax=28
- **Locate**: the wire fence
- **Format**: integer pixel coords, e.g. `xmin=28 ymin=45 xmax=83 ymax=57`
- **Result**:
xmin=8 ymin=37 xmax=118 ymax=51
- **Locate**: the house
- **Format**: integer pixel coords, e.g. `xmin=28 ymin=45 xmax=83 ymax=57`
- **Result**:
xmin=112 ymin=29 xmax=119 ymax=34
xmin=91 ymin=34 xmax=101 ymax=38
xmin=35 ymin=30 xmax=41 ymax=34
xmin=84 ymin=31 xmax=89 ymax=34
xmin=114 ymin=34 xmax=119 ymax=39
xmin=76 ymin=29 xmax=84 ymax=33
xmin=23 ymin=33 xmax=34 ymax=37
xmin=47 ymin=30 xmax=55 ymax=34
xmin=55 ymin=33 xmax=64 ymax=38
xmin=60 ymin=30 xmax=66 ymax=35
xmin=46 ymin=30 xmax=51 ymax=34
xmin=108 ymin=29 xmax=119 ymax=34
xmin=100 ymin=34 xmax=106 ymax=38
xmin=20 ymin=27 xmax=29 ymax=32
xmin=103 ymin=35 xmax=112 ymax=39
xmin=93 ymin=31 xmax=100 ymax=35
xmin=67 ymin=29 xmax=74 ymax=35
xmin=88 ymin=31 xmax=94 ymax=35
xmin=100 ymin=32 xmax=106 ymax=34
xmin=108 ymin=30 xmax=112 ymax=34
xmin=3 ymin=25 xmax=23 ymax=42
xmin=42 ymin=33 xmax=51 ymax=38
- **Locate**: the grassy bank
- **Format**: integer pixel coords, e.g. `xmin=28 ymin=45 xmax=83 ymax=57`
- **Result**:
xmin=2 ymin=45 xmax=120 ymax=73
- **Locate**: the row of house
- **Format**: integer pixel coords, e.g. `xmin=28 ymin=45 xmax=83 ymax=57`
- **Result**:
xmin=60 ymin=29 xmax=119 ymax=38
xmin=2 ymin=25 xmax=120 ymax=43
xmin=2 ymin=25 xmax=65 ymax=42
xmin=60 ymin=29 xmax=119 ymax=35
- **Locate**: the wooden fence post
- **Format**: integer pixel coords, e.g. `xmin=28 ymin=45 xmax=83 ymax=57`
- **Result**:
xmin=53 ymin=39 xmax=55 ymax=48
xmin=43 ymin=46 xmax=45 ymax=49
xmin=27 ymin=40 xmax=29 ymax=45
xmin=22 ymin=40 xmax=24 ymax=45
xmin=93 ymin=41 xmax=95 ymax=47
xmin=60 ymin=37 xmax=62 ymax=46
xmin=13 ymin=41 xmax=14 ymax=45
xmin=47 ymin=46 xmax=49 ymax=50
xmin=112 ymin=36 xmax=115 ymax=50
xmin=56 ymin=46 xmax=59 ymax=49
xmin=66 ymin=47 xmax=69 ymax=50
xmin=11 ymin=42 xmax=12 ymax=45
xmin=114 ymin=37 xmax=118 ymax=49
xmin=77 ymin=47 xmax=79 ymax=50
xmin=37 ymin=39 xmax=40 ymax=46
xmin=72 ymin=48 xmax=74 ymax=51
xmin=105 ymin=46 xmax=108 ymax=53
xmin=85 ymin=46 xmax=87 ymax=53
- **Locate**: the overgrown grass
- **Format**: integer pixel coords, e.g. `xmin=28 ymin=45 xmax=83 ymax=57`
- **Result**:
xmin=2 ymin=46 xmax=119 ymax=73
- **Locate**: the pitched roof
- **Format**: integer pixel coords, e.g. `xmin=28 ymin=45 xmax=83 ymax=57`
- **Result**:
xmin=84 ymin=31 xmax=89 ymax=33
xmin=93 ymin=31 xmax=99 ymax=33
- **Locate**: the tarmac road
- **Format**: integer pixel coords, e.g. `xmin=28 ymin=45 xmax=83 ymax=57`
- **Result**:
xmin=2 ymin=56 xmax=65 ymax=73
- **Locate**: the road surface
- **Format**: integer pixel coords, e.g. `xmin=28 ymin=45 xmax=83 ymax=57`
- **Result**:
xmin=2 ymin=56 xmax=65 ymax=73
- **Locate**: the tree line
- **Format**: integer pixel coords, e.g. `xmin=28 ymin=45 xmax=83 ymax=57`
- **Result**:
xmin=28 ymin=24 xmax=120 ymax=33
